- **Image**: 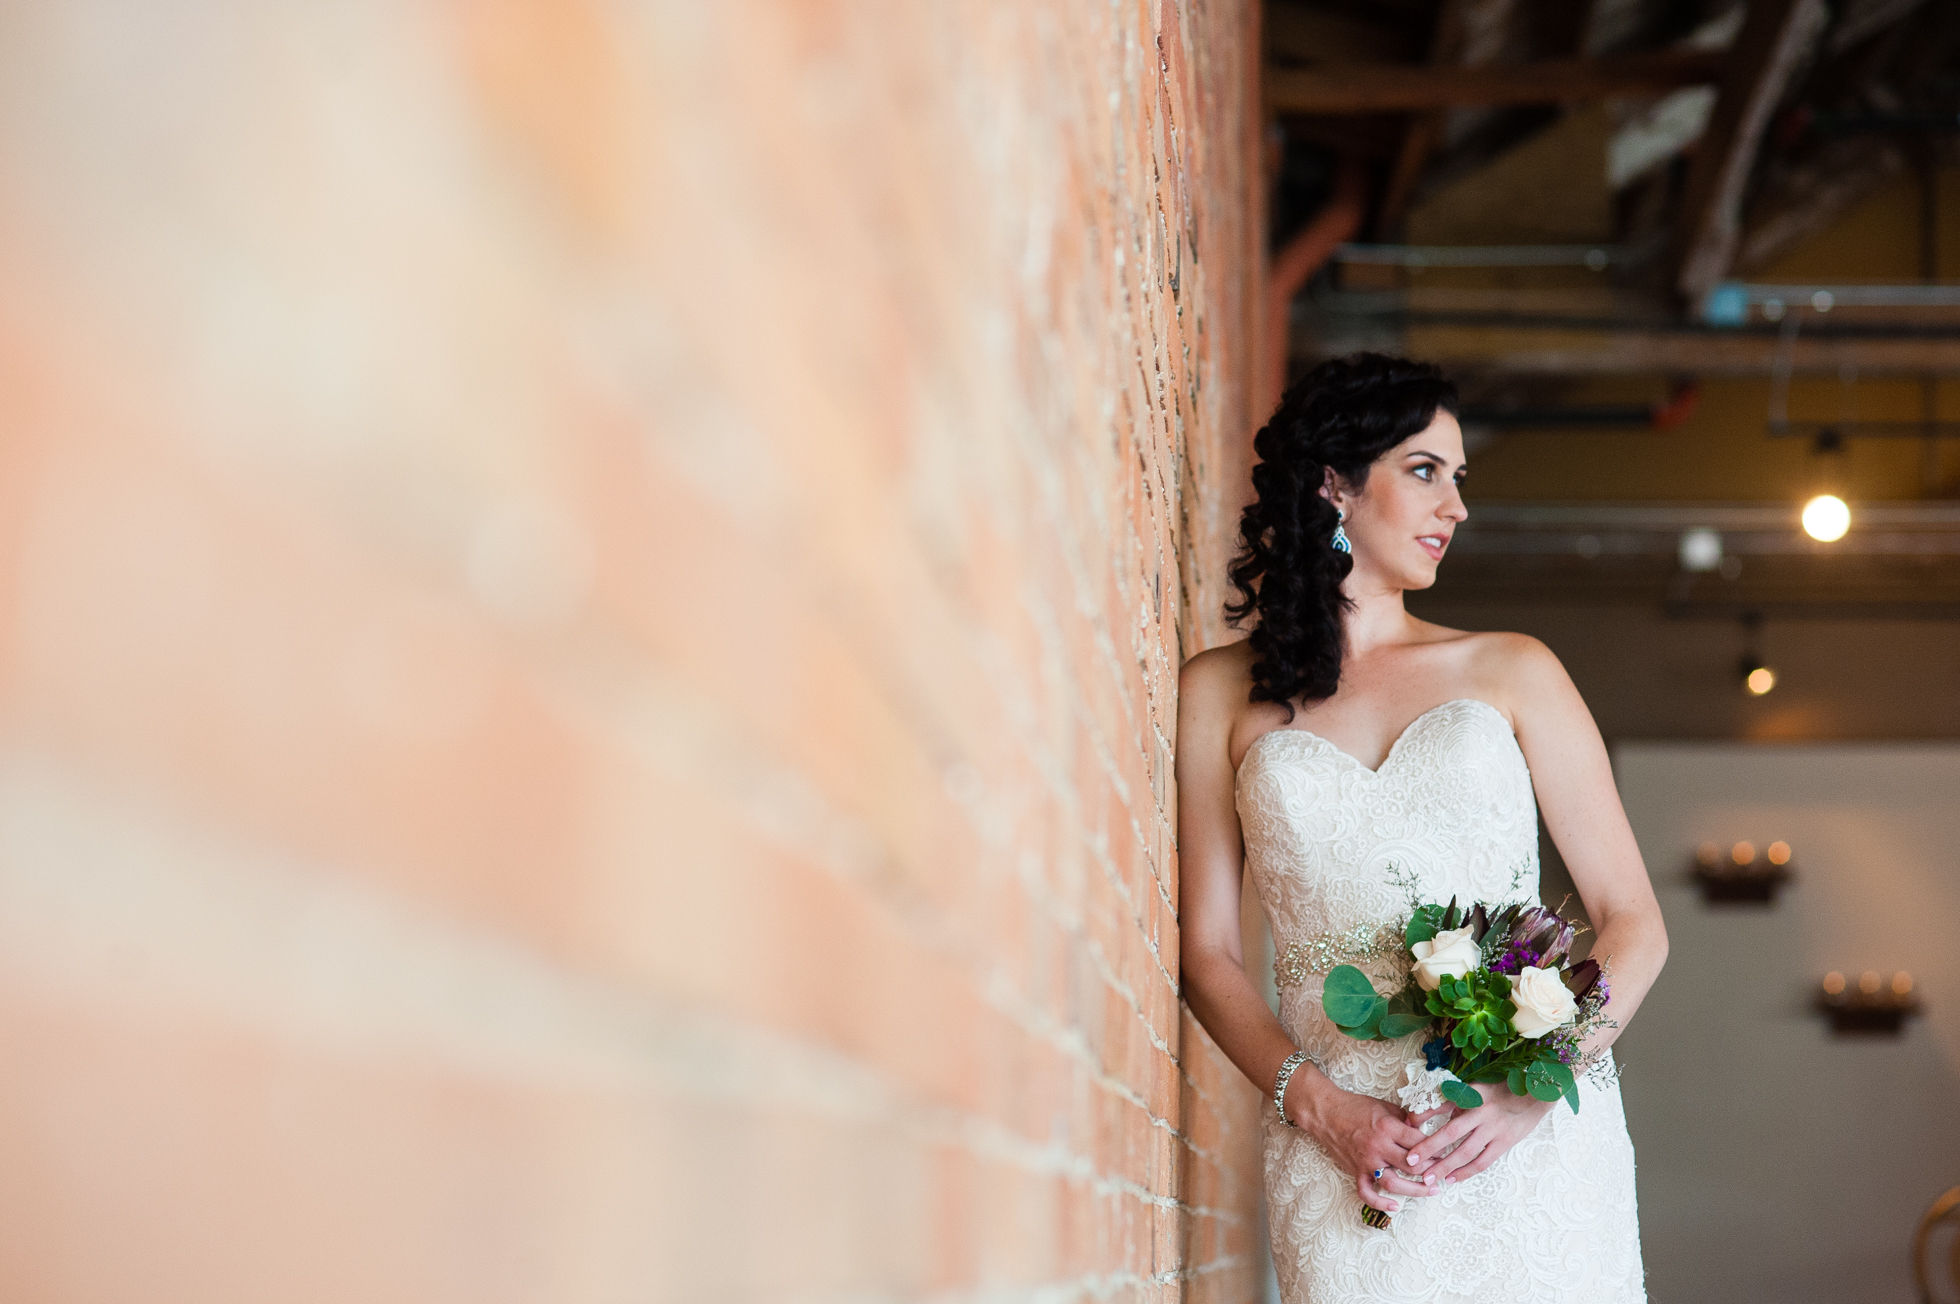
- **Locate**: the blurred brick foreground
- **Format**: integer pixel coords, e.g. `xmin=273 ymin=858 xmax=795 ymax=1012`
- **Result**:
xmin=0 ymin=2 xmax=1264 ymax=1300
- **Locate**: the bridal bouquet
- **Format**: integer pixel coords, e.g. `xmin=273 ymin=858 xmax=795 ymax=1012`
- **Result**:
xmin=1321 ymin=897 xmax=1612 ymax=1117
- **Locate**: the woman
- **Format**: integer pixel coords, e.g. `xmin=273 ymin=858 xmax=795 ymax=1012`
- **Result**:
xmin=1176 ymin=354 xmax=1667 ymax=1302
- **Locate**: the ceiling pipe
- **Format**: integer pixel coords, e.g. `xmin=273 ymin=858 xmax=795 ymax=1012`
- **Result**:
xmin=1459 ymin=383 xmax=1701 ymax=430
xmin=1336 ymin=243 xmax=1633 ymax=269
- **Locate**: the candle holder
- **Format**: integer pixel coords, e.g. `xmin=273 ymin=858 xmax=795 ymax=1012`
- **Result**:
xmin=1817 ymin=969 xmax=1923 ymax=1035
xmin=1689 ymin=840 xmax=1793 ymax=905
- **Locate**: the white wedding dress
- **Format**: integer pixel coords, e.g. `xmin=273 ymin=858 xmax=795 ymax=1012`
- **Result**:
xmin=1235 ymin=698 xmax=1645 ymax=1303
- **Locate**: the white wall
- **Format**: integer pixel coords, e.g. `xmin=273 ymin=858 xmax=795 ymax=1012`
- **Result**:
xmin=1613 ymin=743 xmax=1960 ymax=1304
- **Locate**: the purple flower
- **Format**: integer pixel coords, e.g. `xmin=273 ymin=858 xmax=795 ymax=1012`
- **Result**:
xmin=1503 ymin=906 xmax=1577 ymax=971
xmin=1490 ymin=943 xmax=1542 ymax=976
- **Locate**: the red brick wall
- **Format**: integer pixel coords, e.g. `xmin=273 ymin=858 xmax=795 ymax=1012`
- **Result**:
xmin=0 ymin=2 xmax=1264 ymax=1300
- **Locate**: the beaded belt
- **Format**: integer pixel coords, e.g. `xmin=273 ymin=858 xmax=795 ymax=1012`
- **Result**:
xmin=1273 ymin=921 xmax=1407 ymax=990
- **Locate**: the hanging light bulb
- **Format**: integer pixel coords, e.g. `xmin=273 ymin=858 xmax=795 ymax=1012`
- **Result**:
xmin=1802 ymin=493 xmax=1850 ymax=542
xmin=1802 ymin=430 xmax=1851 ymax=542
xmin=1738 ymin=612 xmax=1774 ymax=695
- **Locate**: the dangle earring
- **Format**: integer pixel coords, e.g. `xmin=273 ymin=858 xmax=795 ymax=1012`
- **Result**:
xmin=1331 ymin=508 xmax=1352 ymax=554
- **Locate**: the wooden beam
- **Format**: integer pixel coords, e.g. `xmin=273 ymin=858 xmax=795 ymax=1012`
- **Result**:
xmin=1266 ymin=2 xmax=1411 ymax=66
xmin=1374 ymin=0 xmax=1480 ymax=239
xmin=1264 ymin=159 xmax=1367 ymax=413
xmin=1736 ymin=136 xmax=1908 ymax=274
xmin=1267 ymin=48 xmax=1727 ymax=114
xmin=1672 ymin=0 xmax=1828 ymax=302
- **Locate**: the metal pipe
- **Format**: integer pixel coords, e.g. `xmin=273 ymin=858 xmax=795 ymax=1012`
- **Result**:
xmin=1335 ymin=243 xmax=1628 ymax=269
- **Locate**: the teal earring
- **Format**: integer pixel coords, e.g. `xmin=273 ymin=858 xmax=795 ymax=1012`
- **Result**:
xmin=1332 ymin=508 xmax=1352 ymax=554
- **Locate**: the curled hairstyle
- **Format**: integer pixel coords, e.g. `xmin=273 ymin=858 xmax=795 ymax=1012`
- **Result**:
xmin=1225 ymin=353 xmax=1459 ymax=721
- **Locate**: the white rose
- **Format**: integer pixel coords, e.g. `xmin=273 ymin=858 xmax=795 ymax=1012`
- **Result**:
xmin=1509 ymin=965 xmax=1578 ymax=1038
xmin=1410 ymin=926 xmax=1481 ymax=991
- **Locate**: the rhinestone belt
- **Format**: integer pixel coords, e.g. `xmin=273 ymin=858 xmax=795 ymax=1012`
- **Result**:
xmin=1273 ymin=921 xmax=1407 ymax=990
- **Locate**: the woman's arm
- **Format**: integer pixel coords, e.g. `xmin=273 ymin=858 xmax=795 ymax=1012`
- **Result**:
xmin=1406 ymin=634 xmax=1668 ymax=1184
xmin=1176 ymin=649 xmax=1436 ymax=1214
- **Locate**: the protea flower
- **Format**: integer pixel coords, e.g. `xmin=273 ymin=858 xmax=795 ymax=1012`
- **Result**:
xmin=1492 ymin=906 xmax=1576 ymax=974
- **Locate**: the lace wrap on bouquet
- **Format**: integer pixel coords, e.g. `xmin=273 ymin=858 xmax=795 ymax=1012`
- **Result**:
xmin=1236 ymin=699 xmax=1646 ymax=1304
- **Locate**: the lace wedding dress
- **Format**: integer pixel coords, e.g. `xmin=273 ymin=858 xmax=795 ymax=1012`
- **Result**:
xmin=1235 ymin=698 xmax=1645 ymax=1303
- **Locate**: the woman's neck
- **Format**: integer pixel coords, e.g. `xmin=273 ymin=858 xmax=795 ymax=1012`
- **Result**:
xmin=1339 ymin=571 xmax=1414 ymax=656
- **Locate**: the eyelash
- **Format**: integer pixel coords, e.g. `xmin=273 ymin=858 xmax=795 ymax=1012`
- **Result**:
xmin=1414 ymin=464 xmax=1467 ymax=485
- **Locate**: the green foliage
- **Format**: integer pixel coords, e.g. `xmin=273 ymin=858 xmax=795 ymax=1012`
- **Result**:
xmin=1323 ymin=966 xmax=1383 ymax=1026
xmin=1379 ymin=1013 xmax=1430 ymax=1038
xmin=1324 ymin=968 xmax=1438 ymax=1043
xmin=1404 ymin=904 xmax=1444 ymax=948
xmin=1324 ymin=965 xmax=1387 ymax=1039
xmin=1439 ymin=1079 xmax=1483 ymax=1110
xmin=1422 ymin=970 xmax=1516 ymax=1055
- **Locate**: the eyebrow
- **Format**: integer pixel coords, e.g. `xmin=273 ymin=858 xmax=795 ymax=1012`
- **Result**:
xmin=1405 ymin=450 xmax=1466 ymax=471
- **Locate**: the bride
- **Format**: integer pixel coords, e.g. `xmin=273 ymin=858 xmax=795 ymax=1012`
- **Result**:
xmin=1176 ymin=354 xmax=1668 ymax=1302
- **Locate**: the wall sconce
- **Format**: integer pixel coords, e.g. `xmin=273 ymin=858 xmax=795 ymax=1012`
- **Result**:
xmin=1691 ymin=839 xmax=1793 ymax=904
xmin=1817 ymin=969 xmax=1923 ymax=1035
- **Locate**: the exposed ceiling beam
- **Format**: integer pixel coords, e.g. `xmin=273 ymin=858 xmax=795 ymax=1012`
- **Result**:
xmin=1266 ymin=2 xmax=1412 ymax=66
xmin=1375 ymin=0 xmax=1499 ymax=239
xmin=1267 ymin=48 xmax=1727 ymax=114
xmin=1736 ymin=138 xmax=1908 ymax=274
xmin=1672 ymin=0 xmax=1829 ymax=302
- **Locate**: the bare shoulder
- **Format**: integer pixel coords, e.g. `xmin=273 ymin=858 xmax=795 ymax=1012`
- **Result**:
xmin=1449 ymin=630 xmax=1589 ymax=732
xmin=1461 ymin=630 xmax=1565 ymax=680
xmin=1177 ymin=639 xmax=1256 ymax=754
xmin=1179 ymin=638 xmax=1255 ymax=702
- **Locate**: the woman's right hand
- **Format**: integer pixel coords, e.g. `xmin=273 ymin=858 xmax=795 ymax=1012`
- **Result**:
xmin=1289 ymin=1076 xmax=1439 ymax=1214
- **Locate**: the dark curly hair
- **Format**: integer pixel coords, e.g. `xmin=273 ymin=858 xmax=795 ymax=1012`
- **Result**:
xmin=1225 ymin=353 xmax=1459 ymax=721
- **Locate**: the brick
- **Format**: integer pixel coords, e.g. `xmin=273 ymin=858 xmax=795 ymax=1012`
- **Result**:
xmin=0 ymin=0 xmax=1266 ymax=1298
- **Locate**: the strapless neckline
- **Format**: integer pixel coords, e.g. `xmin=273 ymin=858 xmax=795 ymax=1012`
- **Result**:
xmin=1235 ymin=697 xmax=1510 ymax=782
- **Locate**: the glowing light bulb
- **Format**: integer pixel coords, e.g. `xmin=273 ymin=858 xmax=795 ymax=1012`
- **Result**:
xmin=1859 ymin=970 xmax=1881 ymax=994
xmin=1731 ymin=841 xmax=1756 ymax=865
xmin=1746 ymin=666 xmax=1776 ymax=695
xmin=1695 ymin=841 xmax=1721 ymax=868
xmin=1892 ymin=972 xmax=1913 ymax=996
xmin=1822 ymin=971 xmax=1846 ymax=995
xmin=1802 ymin=494 xmax=1850 ymax=542
xmin=1766 ymin=841 xmax=1791 ymax=865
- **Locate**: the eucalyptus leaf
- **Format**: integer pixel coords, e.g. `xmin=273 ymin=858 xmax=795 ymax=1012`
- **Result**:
xmin=1439 ymin=1079 xmax=1484 ymax=1110
xmin=1405 ymin=906 xmax=1441 ymax=948
xmin=1379 ymin=1013 xmax=1429 ymax=1039
xmin=1322 ymin=965 xmax=1383 ymax=1027
xmin=1506 ymin=1066 xmax=1526 ymax=1097
xmin=1543 ymin=1059 xmax=1580 ymax=1114
xmin=1526 ymin=1075 xmax=1562 ymax=1103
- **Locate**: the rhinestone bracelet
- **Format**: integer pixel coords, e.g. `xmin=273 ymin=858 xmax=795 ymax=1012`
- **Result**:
xmin=1273 ymin=1050 xmax=1311 ymax=1128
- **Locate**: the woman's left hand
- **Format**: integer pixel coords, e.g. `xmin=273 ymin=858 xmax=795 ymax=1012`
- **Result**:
xmin=1402 ymin=1084 xmax=1555 ymax=1185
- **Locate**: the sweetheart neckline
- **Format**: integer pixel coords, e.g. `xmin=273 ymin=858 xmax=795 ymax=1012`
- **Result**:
xmin=1233 ymin=697 xmax=1510 ymax=784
